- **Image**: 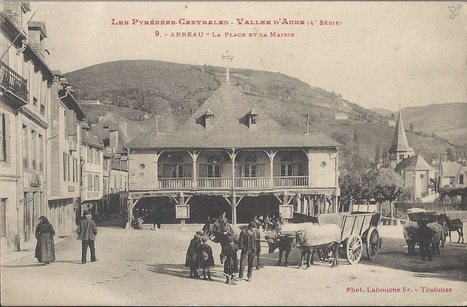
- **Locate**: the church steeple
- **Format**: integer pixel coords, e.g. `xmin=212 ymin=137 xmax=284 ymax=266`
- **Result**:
xmin=388 ymin=106 xmax=414 ymax=169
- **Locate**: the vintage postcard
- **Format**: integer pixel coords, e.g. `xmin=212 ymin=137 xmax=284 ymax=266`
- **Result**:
xmin=0 ymin=1 xmax=465 ymax=306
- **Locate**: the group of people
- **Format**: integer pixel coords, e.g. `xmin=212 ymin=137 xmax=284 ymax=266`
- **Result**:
xmin=185 ymin=231 xmax=215 ymax=281
xmin=252 ymin=213 xmax=284 ymax=232
xmin=186 ymin=219 xmax=262 ymax=285
xmin=130 ymin=217 xmax=144 ymax=230
xmin=34 ymin=211 xmax=98 ymax=265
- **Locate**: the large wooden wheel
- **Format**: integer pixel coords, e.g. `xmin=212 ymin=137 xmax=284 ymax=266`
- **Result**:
xmin=346 ymin=234 xmax=363 ymax=264
xmin=365 ymin=226 xmax=380 ymax=261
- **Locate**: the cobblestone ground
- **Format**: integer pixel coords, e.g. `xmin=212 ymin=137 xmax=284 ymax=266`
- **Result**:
xmin=1 ymin=225 xmax=466 ymax=306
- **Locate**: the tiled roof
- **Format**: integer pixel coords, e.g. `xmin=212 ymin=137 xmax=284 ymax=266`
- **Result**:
xmin=82 ymin=130 xmax=104 ymax=149
xmin=125 ymin=83 xmax=339 ymax=150
xmin=440 ymin=161 xmax=462 ymax=177
xmin=389 ymin=110 xmax=412 ymax=153
xmin=395 ymin=154 xmax=434 ymax=172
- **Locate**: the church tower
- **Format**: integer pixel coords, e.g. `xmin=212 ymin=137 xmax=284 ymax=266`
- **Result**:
xmin=388 ymin=108 xmax=414 ymax=169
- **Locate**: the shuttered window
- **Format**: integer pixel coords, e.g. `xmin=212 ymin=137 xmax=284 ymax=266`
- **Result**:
xmin=65 ymin=110 xmax=76 ymax=136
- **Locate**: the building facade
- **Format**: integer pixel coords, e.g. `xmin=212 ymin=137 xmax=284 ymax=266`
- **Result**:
xmin=80 ymin=124 xmax=104 ymax=215
xmin=1 ymin=3 xmax=55 ymax=249
xmin=47 ymin=72 xmax=86 ymax=234
xmin=126 ymin=73 xmax=340 ymax=225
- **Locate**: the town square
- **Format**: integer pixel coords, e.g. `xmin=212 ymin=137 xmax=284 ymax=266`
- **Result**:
xmin=0 ymin=2 xmax=466 ymax=306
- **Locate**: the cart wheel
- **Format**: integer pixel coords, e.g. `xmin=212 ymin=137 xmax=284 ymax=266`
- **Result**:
xmin=346 ymin=235 xmax=363 ymax=264
xmin=365 ymin=226 xmax=380 ymax=261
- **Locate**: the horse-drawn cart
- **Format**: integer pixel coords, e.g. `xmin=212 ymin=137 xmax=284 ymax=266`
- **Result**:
xmin=318 ymin=212 xmax=381 ymax=264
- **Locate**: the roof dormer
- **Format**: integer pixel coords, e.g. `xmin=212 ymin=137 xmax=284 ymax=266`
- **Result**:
xmin=203 ymin=108 xmax=214 ymax=129
xmin=248 ymin=108 xmax=258 ymax=130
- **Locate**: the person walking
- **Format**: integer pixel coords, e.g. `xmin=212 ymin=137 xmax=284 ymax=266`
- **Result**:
xmin=34 ymin=216 xmax=55 ymax=265
xmin=185 ymin=231 xmax=203 ymax=278
xmin=223 ymin=235 xmax=238 ymax=285
xmin=77 ymin=211 xmax=98 ymax=264
xmin=238 ymin=222 xmax=257 ymax=281
xmin=200 ymin=236 xmax=214 ymax=281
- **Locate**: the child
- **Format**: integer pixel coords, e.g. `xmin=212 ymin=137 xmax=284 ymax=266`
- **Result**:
xmin=185 ymin=231 xmax=203 ymax=278
xmin=200 ymin=236 xmax=214 ymax=281
xmin=223 ymin=235 xmax=238 ymax=285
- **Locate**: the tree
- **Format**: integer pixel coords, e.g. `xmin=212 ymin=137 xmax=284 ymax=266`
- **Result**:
xmin=353 ymin=129 xmax=360 ymax=143
xmin=390 ymin=113 xmax=395 ymax=120
xmin=409 ymin=123 xmax=414 ymax=131
xmin=374 ymin=145 xmax=381 ymax=164
xmin=446 ymin=148 xmax=456 ymax=161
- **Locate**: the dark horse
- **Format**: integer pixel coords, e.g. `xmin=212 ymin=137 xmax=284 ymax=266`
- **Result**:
xmin=442 ymin=215 xmax=464 ymax=243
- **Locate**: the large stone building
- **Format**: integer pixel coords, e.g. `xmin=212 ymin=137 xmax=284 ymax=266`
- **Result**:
xmin=125 ymin=72 xmax=340 ymax=225
xmin=1 ymin=3 xmax=55 ymax=249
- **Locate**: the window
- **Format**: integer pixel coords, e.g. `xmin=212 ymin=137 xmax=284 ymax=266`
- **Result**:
xmin=87 ymin=174 xmax=92 ymax=190
xmin=68 ymin=154 xmax=72 ymax=182
xmin=0 ymin=113 xmax=9 ymax=162
xmin=244 ymin=164 xmax=257 ymax=177
xmin=171 ymin=164 xmax=185 ymax=178
xmin=0 ymin=198 xmax=6 ymax=237
xmin=31 ymin=130 xmax=37 ymax=170
xmin=280 ymin=164 xmax=293 ymax=177
xmin=94 ymin=175 xmax=100 ymax=191
xmin=399 ymin=154 xmax=405 ymax=160
xmin=22 ymin=125 xmax=28 ymax=168
xmin=38 ymin=134 xmax=43 ymax=172
xmin=420 ymin=174 xmax=424 ymax=179
xmin=250 ymin=116 xmax=256 ymax=124
xmin=73 ymin=158 xmax=77 ymax=182
xmin=207 ymin=164 xmax=220 ymax=177
xmin=460 ymin=174 xmax=464 ymax=185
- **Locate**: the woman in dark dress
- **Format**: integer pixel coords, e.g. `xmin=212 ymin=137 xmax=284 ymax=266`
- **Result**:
xmin=200 ymin=236 xmax=214 ymax=281
xmin=35 ymin=216 xmax=55 ymax=265
xmin=223 ymin=235 xmax=238 ymax=285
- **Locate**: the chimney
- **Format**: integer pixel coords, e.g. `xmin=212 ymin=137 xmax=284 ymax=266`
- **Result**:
xmin=117 ymin=121 xmax=128 ymax=140
xmin=109 ymin=126 xmax=119 ymax=152
xmin=28 ymin=21 xmax=47 ymax=59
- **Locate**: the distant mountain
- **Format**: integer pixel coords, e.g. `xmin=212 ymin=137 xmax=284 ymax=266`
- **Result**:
xmin=65 ymin=60 xmax=463 ymax=169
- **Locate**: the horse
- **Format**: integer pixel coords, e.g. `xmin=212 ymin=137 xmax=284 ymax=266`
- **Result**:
xmin=444 ymin=217 xmax=464 ymax=244
xmin=295 ymin=224 xmax=340 ymax=268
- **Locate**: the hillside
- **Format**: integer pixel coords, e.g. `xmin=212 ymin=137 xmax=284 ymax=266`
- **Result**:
xmin=65 ymin=60 xmax=462 ymax=169
xmin=372 ymin=103 xmax=467 ymax=146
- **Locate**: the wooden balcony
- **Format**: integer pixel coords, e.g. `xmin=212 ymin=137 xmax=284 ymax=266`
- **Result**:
xmin=0 ymin=60 xmax=28 ymax=103
xmin=156 ymin=176 xmax=308 ymax=190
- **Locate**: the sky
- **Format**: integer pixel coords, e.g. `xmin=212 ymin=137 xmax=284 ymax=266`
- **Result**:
xmin=30 ymin=1 xmax=465 ymax=110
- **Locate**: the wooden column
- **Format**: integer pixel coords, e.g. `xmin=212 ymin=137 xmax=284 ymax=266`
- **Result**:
xmin=189 ymin=151 xmax=200 ymax=188
xmin=305 ymin=149 xmax=312 ymax=187
xmin=231 ymin=194 xmax=237 ymax=225
xmin=227 ymin=149 xmax=238 ymax=190
xmin=264 ymin=150 xmax=277 ymax=187
xmin=154 ymin=152 xmax=160 ymax=188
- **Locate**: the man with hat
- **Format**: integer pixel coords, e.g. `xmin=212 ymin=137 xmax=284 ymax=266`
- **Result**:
xmin=199 ymin=235 xmax=214 ymax=281
xmin=77 ymin=211 xmax=98 ymax=264
xmin=417 ymin=217 xmax=433 ymax=261
xmin=238 ymin=221 xmax=257 ymax=281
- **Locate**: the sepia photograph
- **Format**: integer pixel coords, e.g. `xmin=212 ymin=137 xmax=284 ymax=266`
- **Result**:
xmin=0 ymin=1 xmax=465 ymax=306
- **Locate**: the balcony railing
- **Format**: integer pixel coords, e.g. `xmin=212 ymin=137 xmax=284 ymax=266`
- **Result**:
xmin=158 ymin=177 xmax=193 ymax=189
xmin=198 ymin=178 xmax=232 ymax=189
xmin=235 ymin=177 xmax=270 ymax=188
xmin=0 ymin=61 xmax=28 ymax=102
xmin=273 ymin=176 xmax=308 ymax=187
xmin=156 ymin=176 xmax=309 ymax=190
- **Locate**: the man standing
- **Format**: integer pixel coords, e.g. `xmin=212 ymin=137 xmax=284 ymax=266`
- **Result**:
xmin=253 ymin=223 xmax=262 ymax=270
xmin=238 ymin=222 xmax=257 ymax=281
xmin=417 ymin=217 xmax=433 ymax=261
xmin=77 ymin=211 xmax=98 ymax=264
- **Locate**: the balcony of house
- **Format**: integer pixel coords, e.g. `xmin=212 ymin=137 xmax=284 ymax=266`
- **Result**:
xmin=0 ymin=60 xmax=28 ymax=104
xmin=153 ymin=150 xmax=310 ymax=191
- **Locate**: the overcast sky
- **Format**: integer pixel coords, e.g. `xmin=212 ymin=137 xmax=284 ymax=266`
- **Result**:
xmin=31 ymin=2 xmax=465 ymax=110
